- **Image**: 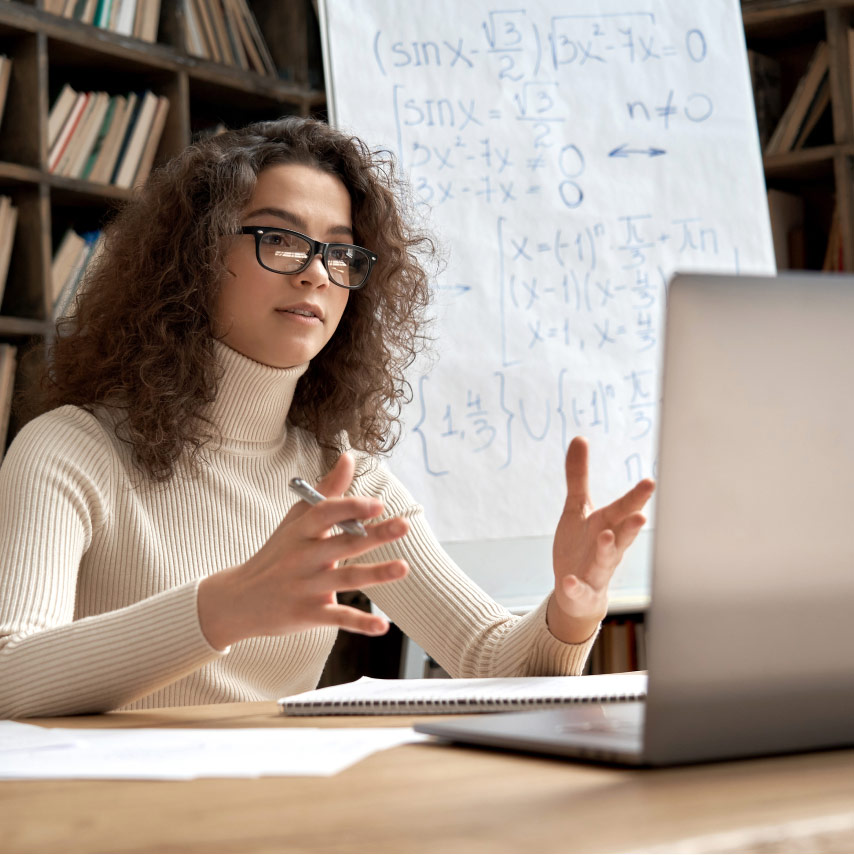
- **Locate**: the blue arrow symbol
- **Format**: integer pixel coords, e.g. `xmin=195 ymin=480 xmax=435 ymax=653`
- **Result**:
xmin=434 ymin=283 xmax=473 ymax=296
xmin=608 ymin=144 xmax=667 ymax=158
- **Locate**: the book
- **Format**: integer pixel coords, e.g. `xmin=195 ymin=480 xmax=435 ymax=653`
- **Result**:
xmin=278 ymin=673 xmax=648 ymax=716
xmin=79 ymin=95 xmax=118 ymax=180
xmin=51 ymin=228 xmax=88 ymax=306
xmin=765 ymin=41 xmax=829 ymax=155
xmin=53 ymin=92 xmax=99 ymax=175
xmin=134 ymin=0 xmax=161 ymax=42
xmin=54 ymin=90 xmax=101 ymax=176
xmin=207 ymin=0 xmax=236 ymax=66
xmin=53 ymin=231 xmax=102 ymax=319
xmin=0 ymin=344 xmax=18 ymax=454
xmin=113 ymin=90 xmax=158 ymax=188
xmin=0 ymin=56 xmax=12 ymax=132
xmin=131 ymin=95 xmax=169 ymax=187
xmin=114 ymin=0 xmax=137 ymax=36
xmin=65 ymin=91 xmax=111 ymax=178
xmin=47 ymin=84 xmax=79 ymax=156
xmin=225 ymin=0 xmax=263 ymax=73
xmin=195 ymin=0 xmax=222 ymax=63
xmin=88 ymin=93 xmax=132 ymax=184
xmin=234 ymin=0 xmax=276 ymax=76
xmin=0 ymin=199 xmax=15 ymax=309
xmin=108 ymin=91 xmax=145 ymax=185
xmin=76 ymin=0 xmax=99 ymax=24
xmin=94 ymin=0 xmax=114 ymax=29
xmin=48 ymin=91 xmax=89 ymax=173
xmin=0 ymin=195 xmax=18 ymax=310
xmin=184 ymin=0 xmax=207 ymax=59
xmin=792 ymin=73 xmax=830 ymax=149
xmin=221 ymin=0 xmax=248 ymax=71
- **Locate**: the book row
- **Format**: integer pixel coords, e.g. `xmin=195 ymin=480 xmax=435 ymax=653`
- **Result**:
xmin=0 ymin=343 xmax=17 ymax=456
xmin=748 ymin=29 xmax=854 ymax=156
xmin=184 ymin=0 xmax=277 ymax=77
xmin=0 ymin=196 xmax=18 ymax=312
xmin=51 ymin=229 xmax=104 ymax=322
xmin=48 ymin=86 xmax=170 ymax=188
xmin=586 ymin=617 xmax=646 ymax=675
xmin=44 ymin=0 xmax=162 ymax=43
xmin=0 ymin=56 xmax=11 ymax=134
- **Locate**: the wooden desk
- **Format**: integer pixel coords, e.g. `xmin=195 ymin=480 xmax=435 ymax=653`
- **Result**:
xmin=3 ymin=702 xmax=854 ymax=854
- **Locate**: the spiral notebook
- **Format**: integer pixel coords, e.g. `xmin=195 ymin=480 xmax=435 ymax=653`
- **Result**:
xmin=278 ymin=673 xmax=647 ymax=716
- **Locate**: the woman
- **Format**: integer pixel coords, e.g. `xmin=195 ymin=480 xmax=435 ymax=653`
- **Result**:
xmin=0 ymin=117 xmax=654 ymax=718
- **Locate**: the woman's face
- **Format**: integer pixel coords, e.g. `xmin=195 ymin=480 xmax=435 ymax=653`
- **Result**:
xmin=216 ymin=163 xmax=353 ymax=369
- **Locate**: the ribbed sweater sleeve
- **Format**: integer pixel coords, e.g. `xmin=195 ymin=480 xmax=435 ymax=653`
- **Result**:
xmin=0 ymin=410 xmax=223 ymax=718
xmin=353 ymin=460 xmax=598 ymax=678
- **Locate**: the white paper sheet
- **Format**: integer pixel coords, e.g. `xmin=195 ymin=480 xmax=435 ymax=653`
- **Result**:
xmin=0 ymin=721 xmax=427 ymax=780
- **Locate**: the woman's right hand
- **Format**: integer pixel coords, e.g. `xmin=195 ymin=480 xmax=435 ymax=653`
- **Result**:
xmin=197 ymin=453 xmax=410 ymax=650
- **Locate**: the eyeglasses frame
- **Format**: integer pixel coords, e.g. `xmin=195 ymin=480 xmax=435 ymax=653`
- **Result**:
xmin=238 ymin=226 xmax=377 ymax=290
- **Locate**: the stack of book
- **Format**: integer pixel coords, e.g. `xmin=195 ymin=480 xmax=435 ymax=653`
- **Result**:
xmin=763 ymin=41 xmax=831 ymax=156
xmin=47 ymin=86 xmax=170 ymax=188
xmin=184 ymin=0 xmax=277 ymax=77
xmin=0 ymin=343 xmax=17 ymax=454
xmin=0 ymin=55 xmax=11 ymax=133
xmin=0 ymin=196 xmax=18 ymax=313
xmin=51 ymin=229 xmax=104 ymax=320
xmin=45 ymin=0 xmax=161 ymax=43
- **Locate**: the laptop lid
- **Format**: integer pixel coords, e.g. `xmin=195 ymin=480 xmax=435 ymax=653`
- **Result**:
xmin=642 ymin=272 xmax=854 ymax=765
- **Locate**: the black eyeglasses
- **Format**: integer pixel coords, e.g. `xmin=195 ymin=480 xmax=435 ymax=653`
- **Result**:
xmin=238 ymin=226 xmax=377 ymax=290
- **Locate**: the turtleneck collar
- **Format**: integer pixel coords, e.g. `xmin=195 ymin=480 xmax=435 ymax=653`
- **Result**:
xmin=208 ymin=340 xmax=309 ymax=448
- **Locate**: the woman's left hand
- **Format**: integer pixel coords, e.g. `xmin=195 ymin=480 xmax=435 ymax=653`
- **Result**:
xmin=548 ymin=437 xmax=655 ymax=644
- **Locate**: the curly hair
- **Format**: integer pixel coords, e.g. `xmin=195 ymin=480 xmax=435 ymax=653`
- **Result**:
xmin=21 ymin=117 xmax=435 ymax=481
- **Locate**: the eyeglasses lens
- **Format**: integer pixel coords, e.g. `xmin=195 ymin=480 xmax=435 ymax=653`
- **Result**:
xmin=258 ymin=231 xmax=370 ymax=288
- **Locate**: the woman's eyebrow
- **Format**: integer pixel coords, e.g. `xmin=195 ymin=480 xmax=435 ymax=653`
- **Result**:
xmin=243 ymin=206 xmax=354 ymax=238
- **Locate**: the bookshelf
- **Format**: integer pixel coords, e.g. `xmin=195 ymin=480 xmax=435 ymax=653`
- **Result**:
xmin=0 ymin=0 xmax=325 ymax=447
xmin=742 ymin=0 xmax=854 ymax=271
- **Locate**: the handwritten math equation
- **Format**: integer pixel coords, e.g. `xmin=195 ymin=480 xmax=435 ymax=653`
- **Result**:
xmin=356 ymin=3 xmax=753 ymax=505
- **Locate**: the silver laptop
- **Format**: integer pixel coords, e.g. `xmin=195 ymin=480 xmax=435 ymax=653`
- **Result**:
xmin=416 ymin=272 xmax=854 ymax=766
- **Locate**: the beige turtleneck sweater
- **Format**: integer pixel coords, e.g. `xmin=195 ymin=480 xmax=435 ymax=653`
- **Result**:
xmin=0 ymin=343 xmax=596 ymax=718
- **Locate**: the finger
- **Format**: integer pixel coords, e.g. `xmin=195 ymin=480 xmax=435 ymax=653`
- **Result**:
xmin=563 ymin=436 xmax=591 ymax=513
xmin=604 ymin=478 xmax=655 ymax=523
xmin=297 ymin=495 xmax=385 ymax=538
xmin=586 ymin=529 xmax=618 ymax=589
xmin=613 ymin=512 xmax=647 ymax=552
xmin=316 ymin=452 xmax=357 ymax=499
xmin=313 ymin=516 xmax=411 ymax=566
xmin=319 ymin=559 xmax=408 ymax=594
xmin=320 ymin=603 xmax=391 ymax=636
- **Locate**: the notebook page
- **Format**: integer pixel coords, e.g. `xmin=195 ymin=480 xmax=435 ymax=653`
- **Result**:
xmin=280 ymin=673 xmax=647 ymax=715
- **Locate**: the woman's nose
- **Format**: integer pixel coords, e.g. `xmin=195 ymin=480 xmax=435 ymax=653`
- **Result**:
xmin=295 ymin=254 xmax=329 ymax=288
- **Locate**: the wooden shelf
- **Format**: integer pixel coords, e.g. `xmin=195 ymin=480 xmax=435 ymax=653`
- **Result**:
xmin=0 ymin=316 xmax=48 ymax=336
xmin=743 ymin=0 xmax=854 ymax=270
xmin=0 ymin=0 xmax=326 ymax=455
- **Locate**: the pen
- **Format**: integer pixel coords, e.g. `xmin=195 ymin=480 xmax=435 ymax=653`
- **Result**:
xmin=288 ymin=477 xmax=368 ymax=537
